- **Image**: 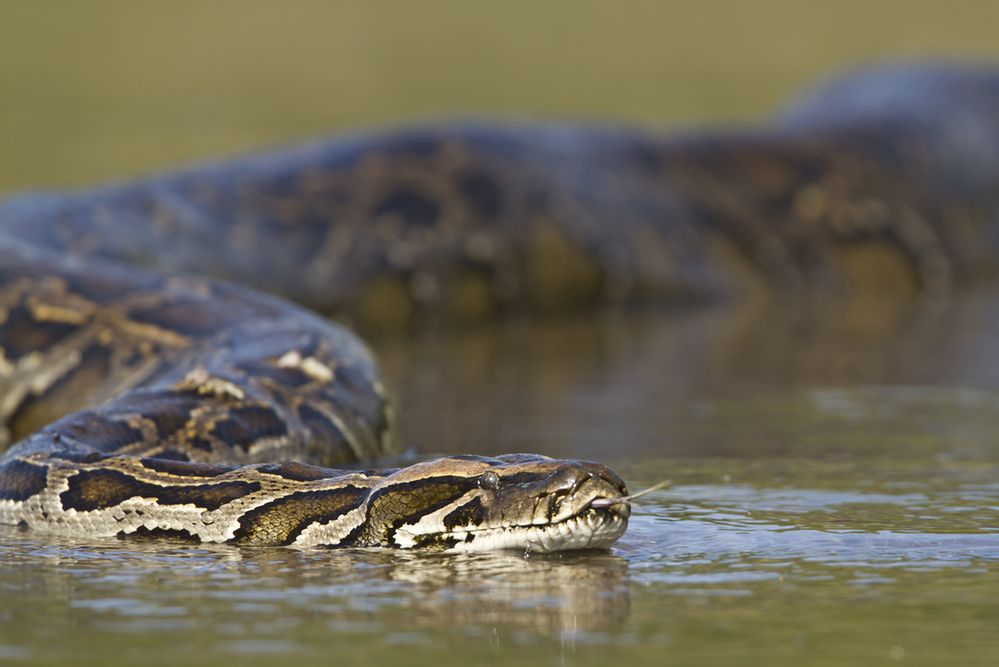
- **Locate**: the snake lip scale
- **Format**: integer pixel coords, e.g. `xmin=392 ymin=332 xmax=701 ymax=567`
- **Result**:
xmin=429 ymin=507 xmax=631 ymax=554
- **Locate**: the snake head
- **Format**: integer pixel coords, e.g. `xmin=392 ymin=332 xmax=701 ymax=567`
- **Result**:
xmin=358 ymin=454 xmax=630 ymax=552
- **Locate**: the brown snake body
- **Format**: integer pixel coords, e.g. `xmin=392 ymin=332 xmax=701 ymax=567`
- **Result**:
xmin=0 ymin=63 xmax=997 ymax=551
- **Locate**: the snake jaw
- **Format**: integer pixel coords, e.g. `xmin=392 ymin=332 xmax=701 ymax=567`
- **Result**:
xmin=434 ymin=506 xmax=629 ymax=553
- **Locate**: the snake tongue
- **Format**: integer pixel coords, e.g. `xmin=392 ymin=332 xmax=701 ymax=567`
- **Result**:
xmin=589 ymin=479 xmax=671 ymax=509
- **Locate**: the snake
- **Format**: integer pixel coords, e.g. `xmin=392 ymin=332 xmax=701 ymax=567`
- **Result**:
xmin=0 ymin=63 xmax=997 ymax=552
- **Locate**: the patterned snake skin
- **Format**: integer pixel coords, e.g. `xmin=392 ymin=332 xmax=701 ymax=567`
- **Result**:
xmin=0 ymin=63 xmax=997 ymax=551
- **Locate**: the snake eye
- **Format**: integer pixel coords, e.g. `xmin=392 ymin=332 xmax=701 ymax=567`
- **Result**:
xmin=478 ymin=471 xmax=500 ymax=490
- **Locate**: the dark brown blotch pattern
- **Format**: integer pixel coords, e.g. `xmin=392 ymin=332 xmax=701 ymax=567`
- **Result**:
xmin=53 ymin=451 xmax=114 ymax=464
xmin=60 ymin=262 xmax=167 ymax=304
xmin=442 ymin=496 xmax=485 ymax=530
xmin=57 ymin=413 xmax=144 ymax=452
xmin=120 ymin=526 xmax=202 ymax=542
xmin=373 ymin=187 xmax=441 ymax=227
xmin=128 ymin=298 xmax=236 ymax=338
xmin=232 ymin=486 xmax=369 ymax=545
xmin=60 ymin=468 xmax=260 ymax=512
xmin=456 ymin=169 xmax=504 ymax=220
xmin=211 ymin=405 xmax=288 ymax=452
xmin=364 ymin=476 xmax=471 ymax=545
xmin=258 ymin=461 xmax=336 ymax=482
xmin=148 ymin=448 xmax=190 ymax=462
xmin=236 ymin=360 xmax=313 ymax=388
xmin=0 ymin=459 xmax=49 ymax=501
xmin=297 ymin=404 xmax=349 ymax=465
xmin=140 ymin=457 xmax=236 ymax=478
xmin=412 ymin=534 xmax=460 ymax=550
xmin=0 ymin=304 xmax=79 ymax=361
xmin=116 ymin=392 xmax=202 ymax=440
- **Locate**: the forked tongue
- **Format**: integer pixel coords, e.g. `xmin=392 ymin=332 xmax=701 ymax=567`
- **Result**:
xmin=589 ymin=480 xmax=671 ymax=508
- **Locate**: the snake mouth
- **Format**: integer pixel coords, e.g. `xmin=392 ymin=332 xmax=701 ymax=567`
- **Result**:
xmin=440 ymin=502 xmax=630 ymax=553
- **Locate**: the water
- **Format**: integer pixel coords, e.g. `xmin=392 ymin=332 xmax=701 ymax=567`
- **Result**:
xmin=4 ymin=294 xmax=999 ymax=666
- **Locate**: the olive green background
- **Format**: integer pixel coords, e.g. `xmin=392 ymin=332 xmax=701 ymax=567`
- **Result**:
xmin=2 ymin=1 xmax=998 ymax=194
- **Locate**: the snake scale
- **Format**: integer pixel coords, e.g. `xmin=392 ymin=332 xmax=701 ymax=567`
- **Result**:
xmin=1 ymin=63 xmax=998 ymax=552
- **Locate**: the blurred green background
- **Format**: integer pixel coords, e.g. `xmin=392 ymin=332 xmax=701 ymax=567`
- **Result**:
xmin=1 ymin=1 xmax=998 ymax=195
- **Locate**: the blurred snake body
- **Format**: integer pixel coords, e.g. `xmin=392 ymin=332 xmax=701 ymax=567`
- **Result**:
xmin=0 ymin=63 xmax=998 ymax=551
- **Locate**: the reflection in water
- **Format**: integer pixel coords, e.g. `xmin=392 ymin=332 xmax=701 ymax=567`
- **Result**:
xmin=0 ymin=532 xmax=628 ymax=663
xmin=381 ymin=550 xmax=630 ymax=634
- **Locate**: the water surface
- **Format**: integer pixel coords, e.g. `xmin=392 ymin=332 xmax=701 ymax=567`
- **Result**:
xmin=4 ymin=295 xmax=999 ymax=666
